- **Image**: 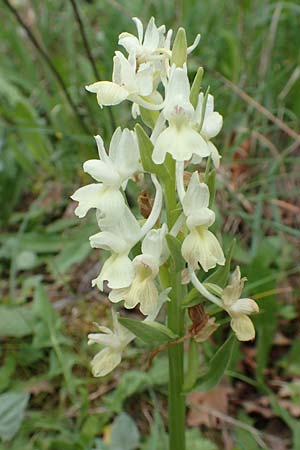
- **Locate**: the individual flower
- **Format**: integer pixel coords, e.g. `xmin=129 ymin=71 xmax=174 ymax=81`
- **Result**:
xmin=118 ymin=17 xmax=169 ymax=64
xmin=221 ymin=266 xmax=259 ymax=341
xmin=109 ymin=224 xmax=169 ymax=316
xmin=193 ymin=93 xmax=223 ymax=168
xmin=71 ymin=128 xmax=141 ymax=223
xmin=152 ymin=65 xmax=210 ymax=164
xmin=90 ymin=176 xmax=163 ymax=291
xmin=86 ymin=51 xmax=162 ymax=112
xmin=90 ymin=206 xmax=142 ymax=290
xmin=88 ymin=310 xmax=134 ymax=377
xmin=181 ymin=172 xmax=225 ymax=271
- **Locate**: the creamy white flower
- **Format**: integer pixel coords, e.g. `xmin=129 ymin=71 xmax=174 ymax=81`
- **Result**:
xmin=109 ymin=224 xmax=169 ymax=316
xmin=119 ymin=17 xmax=168 ymax=62
xmin=86 ymin=51 xmax=163 ymax=111
xmin=181 ymin=172 xmax=225 ymax=271
xmin=88 ymin=310 xmax=134 ymax=377
xmin=221 ymin=266 xmax=259 ymax=341
xmin=152 ymin=65 xmax=210 ymax=164
xmin=90 ymin=206 xmax=141 ymax=290
xmin=71 ymin=128 xmax=141 ymax=222
xmin=118 ymin=17 xmax=175 ymax=90
xmin=91 ymin=176 xmax=163 ymax=291
xmin=194 ymin=93 xmax=223 ymax=168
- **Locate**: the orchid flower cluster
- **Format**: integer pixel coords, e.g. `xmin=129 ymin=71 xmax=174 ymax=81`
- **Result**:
xmin=72 ymin=17 xmax=259 ymax=379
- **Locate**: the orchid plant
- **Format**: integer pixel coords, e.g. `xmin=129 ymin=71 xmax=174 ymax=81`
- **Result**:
xmin=72 ymin=17 xmax=259 ymax=450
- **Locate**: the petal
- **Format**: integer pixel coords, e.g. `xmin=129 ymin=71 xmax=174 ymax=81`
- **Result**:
xmin=202 ymin=112 xmax=223 ymax=139
xmin=88 ymin=332 xmax=118 ymax=347
xmin=97 ymin=206 xmax=141 ymax=247
xmin=231 ymin=316 xmax=256 ymax=341
xmin=153 ymin=125 xmax=209 ymax=163
xmin=143 ymin=17 xmax=159 ymax=51
xmin=144 ymin=288 xmax=171 ymax=321
xmin=204 ymin=94 xmax=214 ymax=115
xmin=165 ymin=66 xmax=190 ymax=109
xmin=71 ymin=184 xmax=102 ymax=218
xmin=139 ymin=281 xmax=159 ymax=316
xmin=114 ymin=51 xmax=136 ymax=91
xmin=89 ymin=230 xmax=127 ymax=253
xmin=91 ymin=347 xmax=122 ymax=377
xmin=208 ymin=141 xmax=221 ymax=169
xmin=141 ymin=224 xmax=169 ymax=265
xmin=140 ymin=175 xmax=163 ymax=237
xmin=123 ymin=276 xmax=159 ymax=316
xmin=187 ymin=33 xmax=201 ymax=54
xmin=83 ymin=159 xmax=120 ymax=185
xmin=152 ymin=131 xmax=168 ymax=164
xmin=109 ymin=288 xmax=129 ymax=303
xmin=183 ymin=173 xmax=210 ymax=214
xmin=108 ymin=127 xmax=122 ymax=162
xmin=182 ymin=228 xmax=225 ymax=272
xmin=111 ymin=310 xmax=135 ymax=344
xmin=94 ymin=254 xmax=135 ymax=290
xmin=230 ymin=298 xmax=259 ymax=316
xmin=186 ymin=208 xmax=215 ymax=228
xmin=133 ymin=253 xmax=159 ymax=276
xmin=112 ymin=129 xmax=141 ymax=179
xmin=132 ymin=17 xmax=144 ymax=43
xmin=94 ymin=134 xmax=109 ymax=162
xmin=222 ymin=267 xmax=244 ymax=306
xmin=118 ymin=32 xmax=141 ymax=54
xmin=86 ymin=81 xmax=129 ymax=107
xmin=136 ymin=63 xmax=154 ymax=96
xmin=86 ymin=187 xmax=125 ymax=224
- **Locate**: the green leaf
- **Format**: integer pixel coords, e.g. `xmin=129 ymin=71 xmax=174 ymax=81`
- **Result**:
xmin=0 ymin=305 xmax=36 ymax=337
xmin=171 ymin=28 xmax=187 ymax=67
xmin=165 ymin=234 xmax=184 ymax=271
xmin=204 ymin=239 xmax=236 ymax=287
xmin=104 ymin=371 xmax=150 ymax=413
xmin=206 ymin=169 xmax=216 ymax=208
xmin=51 ymin=239 xmax=91 ymax=274
xmin=0 ymin=392 xmax=29 ymax=441
xmin=33 ymin=284 xmax=58 ymax=327
xmin=110 ymin=413 xmax=140 ymax=450
xmin=234 ymin=412 xmax=260 ymax=450
xmin=140 ymin=107 xmax=159 ymax=129
xmin=183 ymin=339 xmax=199 ymax=392
xmin=118 ymin=318 xmax=178 ymax=346
xmin=278 ymin=340 xmax=300 ymax=376
xmin=135 ymin=124 xmax=167 ymax=178
xmin=182 ymin=289 xmax=204 ymax=309
xmin=198 ymin=86 xmax=210 ymax=130
xmin=141 ymin=396 xmax=168 ymax=450
xmin=186 ymin=429 xmax=218 ymax=450
xmin=0 ymin=355 xmax=16 ymax=393
xmin=190 ymin=67 xmax=204 ymax=109
xmin=191 ymin=334 xmax=236 ymax=392
xmin=15 ymin=250 xmax=38 ymax=271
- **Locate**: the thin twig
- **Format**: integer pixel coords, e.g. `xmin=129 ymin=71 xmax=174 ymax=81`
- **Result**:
xmin=3 ymin=0 xmax=90 ymax=134
xmin=205 ymin=65 xmax=300 ymax=144
xmin=69 ymin=0 xmax=101 ymax=80
xmin=69 ymin=0 xmax=116 ymax=129
xmin=259 ymin=3 xmax=282 ymax=80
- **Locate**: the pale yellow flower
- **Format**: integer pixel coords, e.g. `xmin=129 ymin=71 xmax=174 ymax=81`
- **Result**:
xmin=221 ymin=267 xmax=259 ymax=341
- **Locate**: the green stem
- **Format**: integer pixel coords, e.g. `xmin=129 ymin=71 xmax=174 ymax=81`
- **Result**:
xmin=163 ymin=161 xmax=186 ymax=450
xmin=168 ymin=272 xmax=186 ymax=450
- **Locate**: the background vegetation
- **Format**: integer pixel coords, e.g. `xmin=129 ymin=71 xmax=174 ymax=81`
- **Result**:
xmin=0 ymin=0 xmax=300 ymax=449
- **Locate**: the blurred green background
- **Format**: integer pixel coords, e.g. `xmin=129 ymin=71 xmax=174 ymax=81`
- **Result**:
xmin=0 ymin=0 xmax=300 ymax=449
